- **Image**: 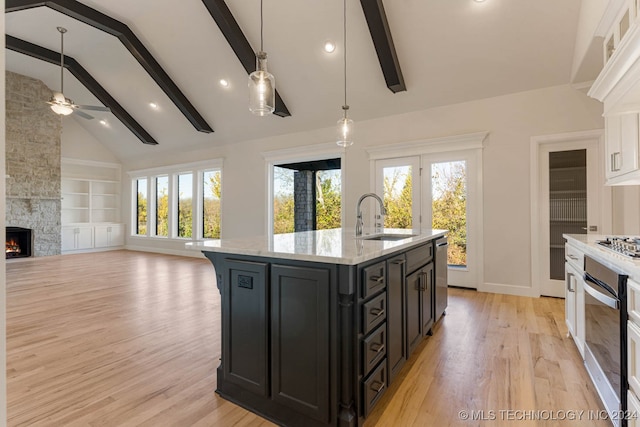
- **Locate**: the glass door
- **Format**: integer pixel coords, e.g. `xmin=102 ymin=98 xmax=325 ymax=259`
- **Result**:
xmin=374 ymin=157 xmax=421 ymax=230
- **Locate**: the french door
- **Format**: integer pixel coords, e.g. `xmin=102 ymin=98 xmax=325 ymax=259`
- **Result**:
xmin=375 ymin=150 xmax=481 ymax=288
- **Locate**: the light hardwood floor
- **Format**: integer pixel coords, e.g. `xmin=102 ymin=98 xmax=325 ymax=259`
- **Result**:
xmin=7 ymin=251 xmax=608 ymax=426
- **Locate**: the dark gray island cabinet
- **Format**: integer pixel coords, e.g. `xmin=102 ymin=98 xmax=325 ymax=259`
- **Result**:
xmin=190 ymin=228 xmax=447 ymax=427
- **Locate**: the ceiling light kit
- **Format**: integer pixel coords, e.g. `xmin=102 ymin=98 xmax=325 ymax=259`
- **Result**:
xmin=48 ymin=26 xmax=110 ymax=120
xmin=336 ymin=0 xmax=354 ymax=147
xmin=248 ymin=0 xmax=275 ymax=116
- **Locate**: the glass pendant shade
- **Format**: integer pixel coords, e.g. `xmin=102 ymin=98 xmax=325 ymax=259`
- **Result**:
xmin=249 ymin=52 xmax=275 ymax=116
xmin=336 ymin=114 xmax=354 ymax=147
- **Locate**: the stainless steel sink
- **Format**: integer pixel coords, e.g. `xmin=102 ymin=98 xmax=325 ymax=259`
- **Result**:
xmin=359 ymin=233 xmax=417 ymax=241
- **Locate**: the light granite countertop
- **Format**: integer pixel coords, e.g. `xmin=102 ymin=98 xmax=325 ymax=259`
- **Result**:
xmin=186 ymin=228 xmax=447 ymax=265
xmin=564 ymin=234 xmax=640 ymax=282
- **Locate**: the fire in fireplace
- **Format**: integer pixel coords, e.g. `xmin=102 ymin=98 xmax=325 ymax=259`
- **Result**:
xmin=6 ymin=227 xmax=33 ymax=259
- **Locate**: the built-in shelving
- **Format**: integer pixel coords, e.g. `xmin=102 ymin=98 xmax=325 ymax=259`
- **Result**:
xmin=61 ymin=158 xmax=124 ymax=252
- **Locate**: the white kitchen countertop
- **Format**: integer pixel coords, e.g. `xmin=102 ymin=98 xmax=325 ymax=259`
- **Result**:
xmin=563 ymin=234 xmax=640 ymax=281
xmin=186 ymin=228 xmax=447 ymax=265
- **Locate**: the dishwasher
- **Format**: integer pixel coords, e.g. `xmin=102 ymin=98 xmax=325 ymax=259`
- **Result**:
xmin=435 ymin=236 xmax=448 ymax=322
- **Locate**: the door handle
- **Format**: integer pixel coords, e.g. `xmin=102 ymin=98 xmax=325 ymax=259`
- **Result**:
xmin=566 ymin=272 xmax=575 ymax=292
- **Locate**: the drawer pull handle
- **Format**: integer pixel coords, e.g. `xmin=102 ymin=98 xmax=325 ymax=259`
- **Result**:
xmin=369 ymin=275 xmax=384 ymax=284
xmin=568 ymin=255 xmax=578 ymax=261
xmin=370 ymin=343 xmax=385 ymax=353
xmin=370 ymin=308 xmax=385 ymax=317
xmin=392 ymin=259 xmax=406 ymax=265
xmin=370 ymin=381 xmax=385 ymax=393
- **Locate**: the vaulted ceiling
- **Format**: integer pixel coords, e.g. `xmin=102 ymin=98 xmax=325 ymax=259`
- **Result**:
xmin=5 ymin=0 xmax=585 ymax=163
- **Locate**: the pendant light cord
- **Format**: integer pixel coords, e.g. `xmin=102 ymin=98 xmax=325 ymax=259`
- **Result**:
xmin=59 ymin=28 xmax=65 ymax=93
xmin=343 ymin=0 xmax=347 ymax=112
xmin=260 ymin=0 xmax=264 ymax=52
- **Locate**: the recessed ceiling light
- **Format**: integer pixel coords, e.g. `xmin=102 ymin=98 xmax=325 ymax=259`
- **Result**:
xmin=149 ymin=102 xmax=158 ymax=109
xmin=323 ymin=40 xmax=336 ymax=53
xmin=99 ymin=119 xmax=107 ymax=126
xmin=219 ymin=79 xmax=230 ymax=88
xmin=474 ymin=0 xmax=486 ymax=2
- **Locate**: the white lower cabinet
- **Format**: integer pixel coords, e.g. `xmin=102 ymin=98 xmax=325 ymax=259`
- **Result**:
xmin=565 ymin=261 xmax=585 ymax=358
xmin=62 ymin=224 xmax=124 ymax=253
xmin=628 ymin=390 xmax=640 ymax=427
xmin=61 ymin=226 xmax=93 ymax=251
xmin=565 ymin=241 xmax=586 ymax=359
xmin=94 ymin=224 xmax=125 ymax=248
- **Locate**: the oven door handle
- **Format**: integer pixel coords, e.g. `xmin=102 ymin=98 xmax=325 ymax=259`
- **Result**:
xmin=584 ymin=275 xmax=619 ymax=309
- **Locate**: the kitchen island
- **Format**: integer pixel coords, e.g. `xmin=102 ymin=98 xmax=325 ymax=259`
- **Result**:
xmin=187 ymin=228 xmax=447 ymax=427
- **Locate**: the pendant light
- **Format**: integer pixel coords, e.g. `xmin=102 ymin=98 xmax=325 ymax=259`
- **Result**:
xmin=249 ymin=0 xmax=275 ymax=116
xmin=336 ymin=0 xmax=354 ymax=147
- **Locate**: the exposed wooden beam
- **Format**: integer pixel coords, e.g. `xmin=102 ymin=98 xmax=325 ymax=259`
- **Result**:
xmin=6 ymin=35 xmax=159 ymax=145
xmin=200 ymin=0 xmax=291 ymax=117
xmin=359 ymin=0 xmax=406 ymax=93
xmin=6 ymin=0 xmax=215 ymax=133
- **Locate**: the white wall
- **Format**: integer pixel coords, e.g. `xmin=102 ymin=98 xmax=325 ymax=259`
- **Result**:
xmin=121 ymin=84 xmax=610 ymax=294
xmin=571 ymin=0 xmax=608 ymax=82
xmin=61 ymin=118 xmax=120 ymax=163
xmin=0 ymin=0 xmax=8 ymax=421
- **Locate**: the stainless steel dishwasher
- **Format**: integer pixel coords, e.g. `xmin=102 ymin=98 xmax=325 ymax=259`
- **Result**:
xmin=435 ymin=236 xmax=448 ymax=322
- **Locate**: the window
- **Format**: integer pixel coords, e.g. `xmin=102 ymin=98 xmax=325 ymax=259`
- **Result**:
xmin=129 ymin=160 xmax=222 ymax=241
xmin=375 ymin=157 xmax=420 ymax=231
xmin=136 ymin=178 xmax=147 ymax=235
xmin=272 ymin=159 xmax=342 ymax=234
xmin=202 ymin=170 xmax=221 ymax=239
xmin=177 ymin=173 xmax=193 ymax=238
xmin=155 ymin=176 xmax=169 ymax=237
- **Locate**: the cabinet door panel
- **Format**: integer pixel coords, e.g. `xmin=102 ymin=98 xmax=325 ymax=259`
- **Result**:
xmin=94 ymin=226 xmax=110 ymax=248
xmin=406 ymin=269 xmax=422 ymax=356
xmin=76 ymin=227 xmax=93 ymax=249
xmin=223 ymin=260 xmax=269 ymax=397
xmin=271 ymin=264 xmax=330 ymax=422
xmin=421 ymin=263 xmax=434 ymax=337
xmin=386 ymin=256 xmax=406 ymax=384
xmin=61 ymin=227 xmax=76 ymax=251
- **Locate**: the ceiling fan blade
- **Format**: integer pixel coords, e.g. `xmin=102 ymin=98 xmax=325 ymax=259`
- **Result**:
xmin=74 ymin=105 xmax=111 ymax=112
xmin=74 ymin=109 xmax=95 ymax=120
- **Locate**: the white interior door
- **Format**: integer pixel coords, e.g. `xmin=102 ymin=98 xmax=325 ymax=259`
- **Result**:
xmin=537 ymin=138 xmax=606 ymax=297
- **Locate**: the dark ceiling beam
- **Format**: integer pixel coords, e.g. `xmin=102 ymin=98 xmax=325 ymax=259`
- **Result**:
xmin=6 ymin=0 xmax=214 ymax=133
xmin=6 ymin=35 xmax=159 ymax=145
xmin=200 ymin=0 xmax=291 ymax=117
xmin=359 ymin=0 xmax=406 ymax=93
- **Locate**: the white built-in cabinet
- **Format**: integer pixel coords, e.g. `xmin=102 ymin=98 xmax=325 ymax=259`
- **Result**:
xmin=61 ymin=158 xmax=124 ymax=253
xmin=564 ymin=241 xmax=585 ymax=358
xmin=589 ymin=0 xmax=640 ymax=185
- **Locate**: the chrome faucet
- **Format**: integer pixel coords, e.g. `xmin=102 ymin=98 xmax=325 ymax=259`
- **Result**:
xmin=356 ymin=193 xmax=387 ymax=237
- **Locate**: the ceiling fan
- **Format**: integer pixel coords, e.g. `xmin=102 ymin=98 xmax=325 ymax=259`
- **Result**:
xmin=48 ymin=27 xmax=110 ymax=119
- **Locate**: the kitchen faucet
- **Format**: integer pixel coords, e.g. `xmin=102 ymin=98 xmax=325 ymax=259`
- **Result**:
xmin=356 ymin=193 xmax=387 ymax=237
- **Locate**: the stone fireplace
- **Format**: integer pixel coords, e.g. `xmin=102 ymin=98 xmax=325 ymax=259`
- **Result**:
xmin=5 ymin=71 xmax=62 ymax=257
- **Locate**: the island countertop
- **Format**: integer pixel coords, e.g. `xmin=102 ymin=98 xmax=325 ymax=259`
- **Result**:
xmin=186 ymin=228 xmax=447 ymax=265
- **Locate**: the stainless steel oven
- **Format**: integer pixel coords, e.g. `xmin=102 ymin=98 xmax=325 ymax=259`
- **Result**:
xmin=584 ymin=255 xmax=628 ymax=427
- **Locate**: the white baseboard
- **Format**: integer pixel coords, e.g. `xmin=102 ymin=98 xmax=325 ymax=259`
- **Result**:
xmin=62 ymin=246 xmax=125 ymax=255
xmin=125 ymin=245 xmax=205 ymax=258
xmin=479 ymin=282 xmax=540 ymax=298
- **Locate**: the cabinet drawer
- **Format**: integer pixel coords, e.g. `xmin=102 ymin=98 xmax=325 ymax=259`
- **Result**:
xmin=363 ymin=323 xmax=386 ymax=376
xmin=362 ymin=261 xmax=386 ymax=299
xmin=406 ymin=243 xmax=433 ymax=274
xmin=363 ymin=293 xmax=387 ymax=335
xmin=362 ymin=359 xmax=387 ymax=417
xmin=629 ymin=280 xmax=640 ymax=326
xmin=564 ymin=243 xmax=584 ymax=271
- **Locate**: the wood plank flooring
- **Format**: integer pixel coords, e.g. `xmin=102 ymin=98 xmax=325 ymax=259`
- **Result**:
xmin=7 ymin=251 xmax=608 ymax=426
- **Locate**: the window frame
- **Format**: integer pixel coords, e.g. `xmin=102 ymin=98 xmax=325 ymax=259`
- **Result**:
xmin=128 ymin=159 xmax=223 ymax=242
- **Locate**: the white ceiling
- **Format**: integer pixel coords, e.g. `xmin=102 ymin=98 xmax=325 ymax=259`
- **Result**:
xmin=5 ymin=0 xmax=584 ymax=163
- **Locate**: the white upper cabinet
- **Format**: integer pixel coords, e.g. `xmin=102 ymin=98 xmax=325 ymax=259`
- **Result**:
xmin=589 ymin=0 xmax=640 ymax=185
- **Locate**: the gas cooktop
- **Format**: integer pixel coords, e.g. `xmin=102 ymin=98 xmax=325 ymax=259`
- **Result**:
xmin=596 ymin=236 xmax=640 ymax=259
